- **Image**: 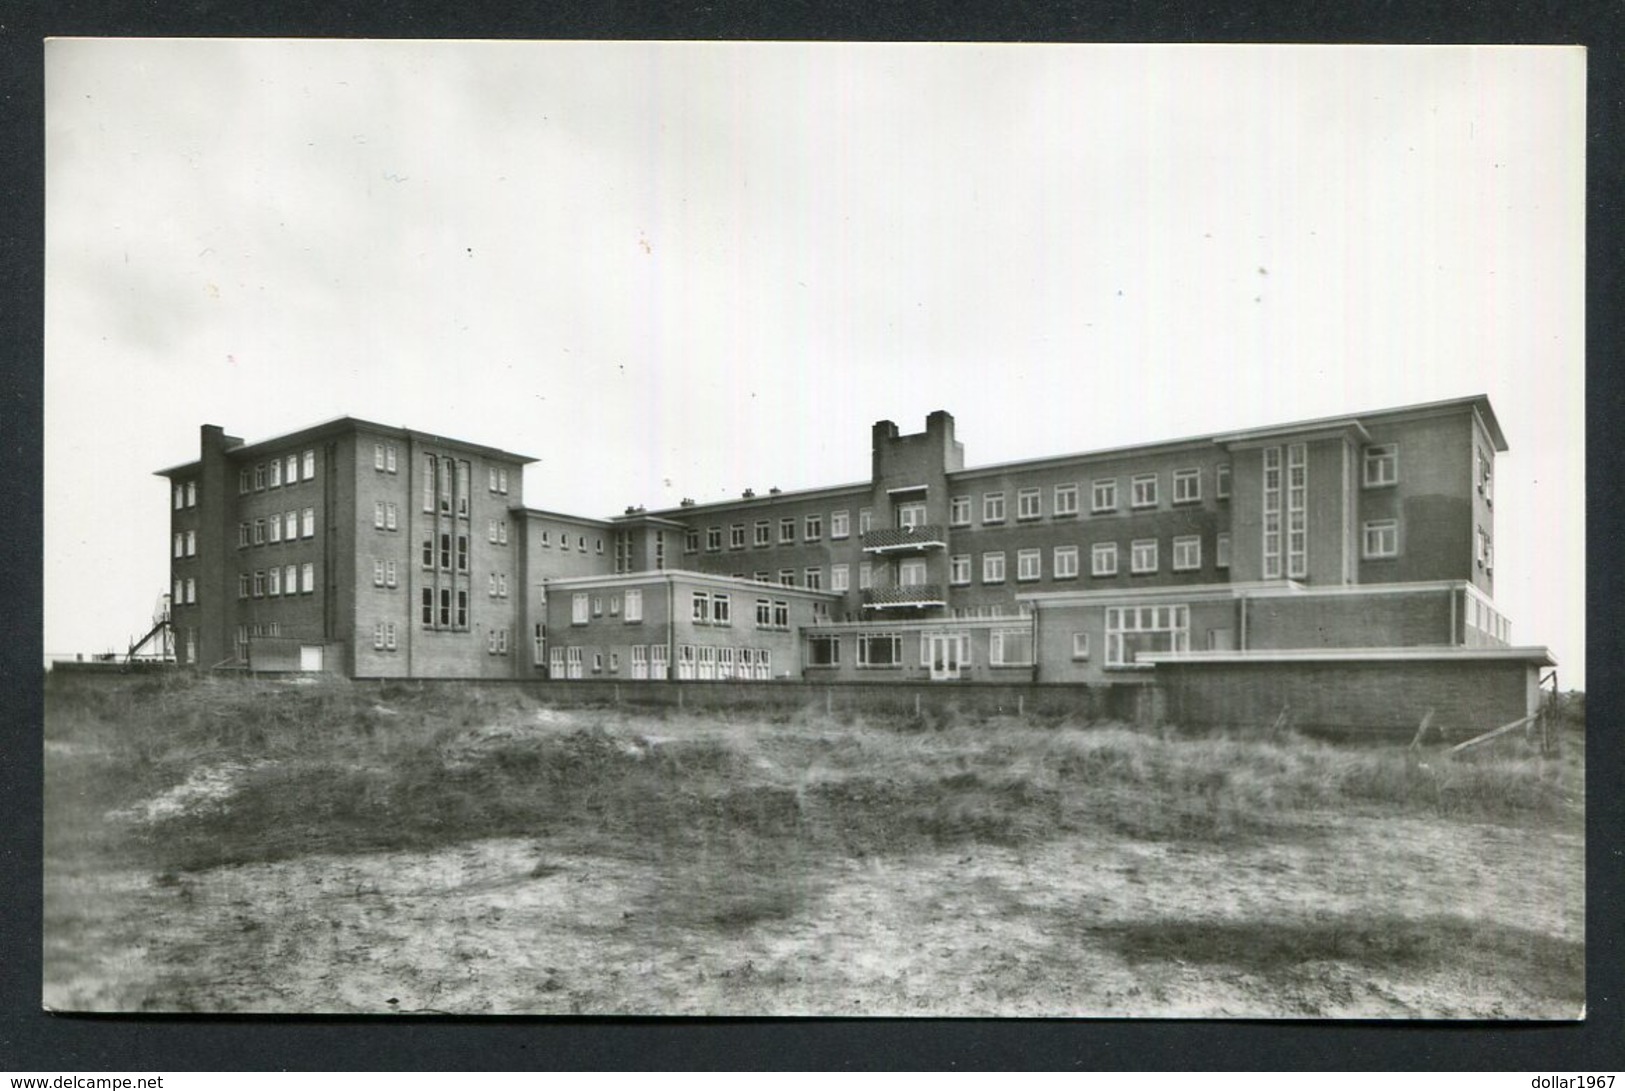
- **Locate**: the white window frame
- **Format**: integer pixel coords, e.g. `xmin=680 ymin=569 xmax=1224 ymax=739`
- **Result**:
xmin=730 ymin=524 xmax=746 ymax=550
xmin=1131 ymin=538 xmax=1159 ymax=574
xmin=1216 ymin=463 xmax=1231 ymax=499
xmin=1131 ymin=473 xmax=1158 ymax=509
xmin=831 ymin=564 xmax=850 ymax=592
xmin=982 ymin=551 xmax=1006 ymax=583
xmin=301 ymin=562 xmax=314 ymax=593
xmin=989 ymin=628 xmax=1034 ymax=667
xmin=1016 ymin=488 xmax=1041 ymax=521
xmin=303 ymin=450 xmax=315 ymax=480
xmin=858 ymin=562 xmax=872 ymax=590
xmin=1105 ymin=604 xmax=1190 ymax=667
xmin=949 ymin=554 xmax=971 ymax=585
xmin=1172 ymin=468 xmax=1201 ymax=504
xmin=830 ymin=510 xmax=850 ymax=539
xmin=804 ymin=514 xmax=823 ymax=542
xmin=1091 ymin=479 xmax=1117 ymax=513
xmin=1092 ymin=542 xmax=1118 ymax=577
xmin=1016 ymin=548 xmax=1041 ymax=582
xmin=949 ymin=495 xmax=972 ymax=526
xmin=754 ymin=520 xmax=771 ymax=547
xmin=1054 ymin=545 xmax=1079 ymax=579
xmin=804 ymin=567 xmax=822 ymax=590
xmin=625 ymin=589 xmax=643 ymax=622
xmin=1054 ymin=483 xmax=1079 ymax=516
xmin=1173 ymin=535 xmax=1201 ymax=572
xmin=1072 ymin=632 xmax=1090 ymax=660
xmin=572 ymin=593 xmax=590 ymax=625
xmin=856 ymin=632 xmax=903 ymax=668
xmin=858 ymin=508 xmax=873 ymax=535
xmin=982 ymin=492 xmax=1006 ymax=524
xmin=1363 ymin=519 xmax=1399 ymax=559
xmin=1364 ymin=444 xmax=1399 ymax=488
xmin=1216 ymin=532 xmax=1232 ymax=569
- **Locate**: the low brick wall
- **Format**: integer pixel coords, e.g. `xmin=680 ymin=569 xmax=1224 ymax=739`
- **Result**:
xmin=1155 ymin=658 xmax=1539 ymax=741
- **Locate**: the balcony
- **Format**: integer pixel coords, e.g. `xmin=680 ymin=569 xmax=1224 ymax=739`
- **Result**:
xmin=862 ymin=583 xmax=947 ymax=610
xmin=861 ymin=524 xmax=948 ymax=553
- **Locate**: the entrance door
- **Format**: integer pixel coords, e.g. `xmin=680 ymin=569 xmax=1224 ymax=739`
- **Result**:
xmin=926 ymin=633 xmax=965 ymax=681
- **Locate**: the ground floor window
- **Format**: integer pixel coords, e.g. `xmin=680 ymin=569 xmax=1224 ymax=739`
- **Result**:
xmin=857 ymin=633 xmax=902 ymax=668
xmin=989 ymin=628 xmax=1034 ymax=666
xmin=1105 ymin=605 xmax=1189 ymax=665
xmin=808 ymin=633 xmax=840 ymax=666
xmin=631 ymin=644 xmax=649 ymax=678
xmin=565 ymin=647 xmax=583 ymax=679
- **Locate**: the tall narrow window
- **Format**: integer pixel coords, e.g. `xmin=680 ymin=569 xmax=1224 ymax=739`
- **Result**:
xmin=1286 ymin=443 xmax=1307 ymax=578
xmin=1262 ymin=446 xmax=1282 ymax=579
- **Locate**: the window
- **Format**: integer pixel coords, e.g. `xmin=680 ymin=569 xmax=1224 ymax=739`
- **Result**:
xmin=269 ymin=459 xmax=282 ymax=488
xmin=730 ymin=524 xmax=746 ymax=550
xmin=301 ymin=563 xmax=314 ymax=593
xmin=386 ymin=446 xmax=397 ymax=473
xmin=386 ymin=560 xmax=397 ymax=587
xmin=592 ymin=596 xmax=603 ymax=617
xmin=268 ymin=515 xmax=282 ymax=544
xmin=568 ymin=647 xmax=584 ymax=679
xmin=255 ymin=465 xmax=269 ymax=492
xmin=990 ymin=628 xmax=1034 ymax=666
xmin=1173 ymin=535 xmax=1202 ymax=571
xmin=374 ymin=501 xmax=386 ymax=529
xmin=630 ymin=644 xmax=649 ymax=678
xmin=950 ymin=554 xmax=971 ymax=585
xmin=779 ymin=518 xmax=795 ymax=544
xmin=1092 ymin=479 xmax=1117 ymax=513
xmin=386 ymin=623 xmax=397 ymax=651
xmin=374 ymin=559 xmax=386 ymax=587
xmin=185 ymin=577 xmax=196 ymax=605
xmin=285 ymin=511 xmax=297 ymax=540
xmin=773 ymin=600 xmax=789 ymax=629
xmin=374 ymin=444 xmax=386 ymax=471
xmin=684 ymin=528 xmax=700 ymax=553
xmin=284 ymin=454 xmax=296 ymax=484
xmin=713 ymin=594 xmax=731 ymax=626
xmin=982 ymin=551 xmax=1006 ymax=583
xmin=831 ymin=564 xmax=849 ymax=592
xmin=238 ymin=574 xmax=250 ymax=599
xmin=623 ymin=589 xmax=643 ymax=622
xmin=1054 ymin=483 xmax=1079 ymax=517
xmin=808 ymin=634 xmax=840 ymax=666
xmin=239 ymin=470 xmax=252 ymax=495
xmin=1106 ymin=605 xmax=1190 ymax=666
xmin=1363 ymin=520 xmax=1399 ymax=558
xmin=1286 ymin=444 xmax=1307 ymax=579
xmin=831 ymin=510 xmax=850 ymax=539
xmin=1054 ymin=546 xmax=1079 ymax=579
xmin=707 ymin=527 xmax=722 ymax=552
xmin=386 ymin=503 xmax=398 ymax=531
xmin=488 ymin=573 xmax=498 ymax=598
xmin=1478 ymin=447 xmax=1494 ymax=505
xmin=983 ymin=492 xmax=1006 ymax=524
xmin=301 ymin=508 xmax=314 ymax=538
xmin=572 ymin=594 xmax=589 ymax=625
xmin=1131 ymin=474 xmax=1158 ymax=509
xmin=1072 ymin=633 xmax=1091 ymax=660
xmin=1173 ymin=468 xmax=1201 ymax=504
xmin=858 ymin=508 xmax=873 ymax=535
xmin=1092 ymin=542 xmax=1118 ymax=577
xmin=253 ymin=519 xmax=265 ymax=545
xmin=949 ymin=495 xmax=971 ymax=526
xmin=1263 ymin=446 xmax=1282 ymax=579
xmin=1017 ymin=488 xmax=1041 ymax=520
xmin=755 ymin=598 xmax=773 ymax=627
xmin=422 ymin=588 xmax=434 ymax=625
xmin=754 ymin=520 xmax=771 ymax=547
xmin=1216 ymin=533 xmax=1232 ymax=569
xmin=252 ymin=571 xmax=265 ymax=598
xmin=303 ymin=450 xmax=315 ymax=480
xmin=173 ymin=533 xmax=184 ymax=559
xmin=1364 ymin=444 xmax=1399 ymax=487
xmin=804 ymin=567 xmax=822 ymax=590
xmin=858 ymin=562 xmax=872 ymax=590
xmin=857 ymin=633 xmax=902 ymax=667
xmin=284 ymin=564 xmax=297 ymax=595
xmin=1216 ymin=463 xmax=1231 ymax=499
xmin=174 ymin=483 xmax=185 ymax=510
xmin=268 ymin=567 xmax=281 ymax=596
xmin=236 ymin=523 xmax=249 ymax=548
xmin=805 ymin=515 xmax=823 ymax=542
xmin=1017 ymin=549 xmax=1041 ymax=582
xmin=1131 ymin=539 xmax=1159 ymax=574
xmin=692 ymin=592 xmax=711 ymax=623
xmin=716 ymin=647 xmax=735 ymax=681
xmin=779 ymin=569 xmax=796 ymax=587
xmin=374 ymin=622 xmax=386 ymax=650
xmin=655 ymin=533 xmax=665 ymax=570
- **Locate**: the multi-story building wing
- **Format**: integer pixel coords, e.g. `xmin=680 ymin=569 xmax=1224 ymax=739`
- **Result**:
xmin=157 ymin=419 xmax=535 ymax=677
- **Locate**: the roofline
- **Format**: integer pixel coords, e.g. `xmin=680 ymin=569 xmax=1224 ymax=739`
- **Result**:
xmin=519 ymin=507 xmax=615 ymax=529
xmin=638 ymin=480 xmax=871 ymax=520
xmin=1139 ymin=645 xmax=1554 ymax=666
xmin=1019 ymin=578 xmax=1487 ymax=606
xmin=155 ymin=416 xmax=538 ymax=477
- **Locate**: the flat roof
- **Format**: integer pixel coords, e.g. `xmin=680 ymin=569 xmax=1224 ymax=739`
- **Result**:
xmin=1139 ymin=645 xmax=1554 ymax=667
xmin=156 ymin=416 xmax=538 ymax=476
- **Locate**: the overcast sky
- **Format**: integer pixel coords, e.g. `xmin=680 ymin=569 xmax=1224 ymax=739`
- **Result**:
xmin=43 ymin=40 xmax=1586 ymax=684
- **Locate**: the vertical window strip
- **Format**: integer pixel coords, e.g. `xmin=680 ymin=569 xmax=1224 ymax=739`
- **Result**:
xmin=1262 ymin=446 xmax=1282 ymax=579
xmin=1287 ymin=443 xmax=1308 ymax=579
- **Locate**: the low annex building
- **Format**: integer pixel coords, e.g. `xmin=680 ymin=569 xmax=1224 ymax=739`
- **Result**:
xmin=155 ymin=396 xmax=1554 ymax=733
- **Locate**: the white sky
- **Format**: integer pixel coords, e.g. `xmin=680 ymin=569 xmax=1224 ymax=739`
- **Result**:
xmin=43 ymin=40 xmax=1586 ymax=685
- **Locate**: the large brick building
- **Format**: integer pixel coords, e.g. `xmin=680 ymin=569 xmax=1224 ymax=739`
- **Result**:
xmin=156 ymin=395 xmax=1552 ymax=730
